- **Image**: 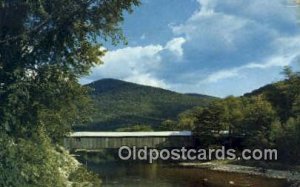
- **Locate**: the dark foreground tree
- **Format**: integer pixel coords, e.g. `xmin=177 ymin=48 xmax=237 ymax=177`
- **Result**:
xmin=0 ymin=0 xmax=139 ymax=186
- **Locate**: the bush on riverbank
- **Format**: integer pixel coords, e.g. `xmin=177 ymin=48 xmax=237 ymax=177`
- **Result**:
xmin=0 ymin=128 xmax=101 ymax=187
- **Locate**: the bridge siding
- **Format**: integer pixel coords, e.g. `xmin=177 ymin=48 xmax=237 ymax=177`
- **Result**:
xmin=64 ymin=136 xmax=195 ymax=150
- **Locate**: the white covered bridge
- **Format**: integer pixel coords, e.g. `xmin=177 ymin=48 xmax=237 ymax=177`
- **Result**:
xmin=64 ymin=131 xmax=195 ymax=150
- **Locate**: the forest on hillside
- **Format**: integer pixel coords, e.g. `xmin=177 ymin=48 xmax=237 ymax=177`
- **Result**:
xmin=74 ymin=79 xmax=216 ymax=131
xmin=157 ymin=66 xmax=300 ymax=164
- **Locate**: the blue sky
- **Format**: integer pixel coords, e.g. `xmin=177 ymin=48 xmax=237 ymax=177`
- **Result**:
xmin=81 ymin=0 xmax=300 ymax=97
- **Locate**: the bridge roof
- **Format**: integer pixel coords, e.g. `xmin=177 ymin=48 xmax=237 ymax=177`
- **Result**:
xmin=69 ymin=131 xmax=192 ymax=137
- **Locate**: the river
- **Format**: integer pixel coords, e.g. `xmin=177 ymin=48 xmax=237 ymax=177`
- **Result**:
xmin=84 ymin=161 xmax=289 ymax=187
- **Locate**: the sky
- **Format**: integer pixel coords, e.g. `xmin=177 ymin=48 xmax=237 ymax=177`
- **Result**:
xmin=81 ymin=0 xmax=300 ymax=98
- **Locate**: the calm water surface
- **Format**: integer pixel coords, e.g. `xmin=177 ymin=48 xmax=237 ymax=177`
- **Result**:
xmin=86 ymin=161 xmax=289 ymax=187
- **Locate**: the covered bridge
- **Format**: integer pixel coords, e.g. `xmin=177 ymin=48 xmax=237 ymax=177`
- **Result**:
xmin=64 ymin=131 xmax=194 ymax=150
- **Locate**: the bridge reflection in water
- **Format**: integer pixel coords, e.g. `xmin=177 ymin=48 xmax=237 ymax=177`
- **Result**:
xmin=64 ymin=131 xmax=194 ymax=151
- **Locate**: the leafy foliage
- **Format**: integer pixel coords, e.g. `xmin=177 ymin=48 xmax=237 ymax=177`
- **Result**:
xmin=163 ymin=66 xmax=300 ymax=163
xmin=0 ymin=126 xmax=101 ymax=187
xmin=158 ymin=120 xmax=178 ymax=131
xmin=0 ymin=0 xmax=139 ymax=186
xmin=244 ymin=66 xmax=300 ymax=122
xmin=241 ymin=96 xmax=276 ymax=148
xmin=0 ymin=0 xmax=140 ymax=141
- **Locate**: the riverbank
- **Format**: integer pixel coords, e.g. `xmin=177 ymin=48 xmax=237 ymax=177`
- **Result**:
xmin=178 ymin=161 xmax=300 ymax=184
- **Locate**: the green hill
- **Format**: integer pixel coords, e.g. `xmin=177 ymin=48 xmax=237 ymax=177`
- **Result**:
xmin=75 ymin=79 xmax=216 ymax=131
xmin=243 ymin=79 xmax=296 ymax=122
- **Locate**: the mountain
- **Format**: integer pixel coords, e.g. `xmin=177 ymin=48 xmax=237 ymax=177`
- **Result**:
xmin=75 ymin=79 xmax=216 ymax=131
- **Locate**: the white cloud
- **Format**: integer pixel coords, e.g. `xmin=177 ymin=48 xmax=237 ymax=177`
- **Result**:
xmin=84 ymin=45 xmax=163 ymax=85
xmin=81 ymin=0 xmax=300 ymax=97
xmin=103 ymin=45 xmax=161 ymax=75
xmin=204 ymin=69 xmax=240 ymax=83
xmin=82 ymin=37 xmax=186 ymax=87
xmin=203 ymin=35 xmax=300 ymax=83
xmin=164 ymin=0 xmax=300 ymax=96
xmin=165 ymin=37 xmax=186 ymax=57
xmin=171 ymin=2 xmax=260 ymax=57
xmin=125 ymin=73 xmax=168 ymax=88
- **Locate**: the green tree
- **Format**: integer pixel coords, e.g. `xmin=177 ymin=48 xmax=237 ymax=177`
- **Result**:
xmin=260 ymin=66 xmax=300 ymax=122
xmin=177 ymin=106 xmax=203 ymax=130
xmin=283 ymin=67 xmax=300 ymax=117
xmin=194 ymin=101 xmax=227 ymax=136
xmin=0 ymin=0 xmax=139 ymax=186
xmin=223 ymin=96 xmax=245 ymax=135
xmin=158 ymin=119 xmax=178 ymax=131
xmin=281 ymin=66 xmax=300 ymax=119
xmin=271 ymin=117 xmax=300 ymax=163
xmin=242 ymin=96 xmax=277 ymax=148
